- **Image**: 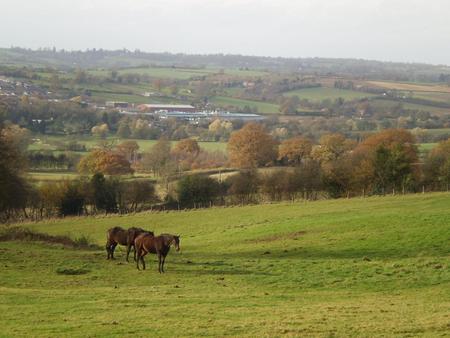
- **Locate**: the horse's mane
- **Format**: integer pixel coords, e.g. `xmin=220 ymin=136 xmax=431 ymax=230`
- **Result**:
xmin=159 ymin=233 xmax=177 ymax=245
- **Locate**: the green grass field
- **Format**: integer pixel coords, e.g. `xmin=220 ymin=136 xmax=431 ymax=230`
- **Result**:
xmin=0 ymin=193 xmax=449 ymax=336
xmin=412 ymin=91 xmax=450 ymax=104
xmin=284 ymin=87 xmax=376 ymax=102
xmin=370 ymin=99 xmax=450 ymax=116
xmin=210 ymin=96 xmax=280 ymax=114
xmin=29 ymin=136 xmax=227 ymax=153
xmin=87 ymin=67 xmax=268 ymax=80
xmin=419 ymin=143 xmax=438 ymax=152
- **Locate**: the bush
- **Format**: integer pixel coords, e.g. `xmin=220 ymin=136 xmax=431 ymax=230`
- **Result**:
xmin=120 ymin=180 xmax=158 ymax=212
xmin=91 ymin=173 xmax=119 ymax=213
xmin=226 ymin=170 xmax=260 ymax=204
xmin=177 ymin=175 xmax=223 ymax=208
xmin=59 ymin=182 xmax=85 ymax=216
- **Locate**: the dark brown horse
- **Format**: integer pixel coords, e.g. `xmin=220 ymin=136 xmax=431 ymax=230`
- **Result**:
xmin=135 ymin=233 xmax=180 ymax=273
xmin=106 ymin=226 xmax=154 ymax=261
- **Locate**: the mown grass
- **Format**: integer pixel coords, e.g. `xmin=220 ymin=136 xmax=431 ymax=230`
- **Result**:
xmin=0 ymin=193 xmax=449 ymax=336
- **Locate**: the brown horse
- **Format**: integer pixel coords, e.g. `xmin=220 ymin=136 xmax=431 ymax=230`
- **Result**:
xmin=135 ymin=233 xmax=180 ymax=273
xmin=106 ymin=226 xmax=154 ymax=261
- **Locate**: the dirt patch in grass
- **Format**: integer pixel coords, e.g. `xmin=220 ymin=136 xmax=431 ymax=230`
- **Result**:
xmin=0 ymin=226 xmax=101 ymax=250
xmin=249 ymin=231 xmax=306 ymax=243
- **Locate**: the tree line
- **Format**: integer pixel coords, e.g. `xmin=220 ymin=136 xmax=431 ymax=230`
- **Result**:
xmin=2 ymin=121 xmax=450 ymax=221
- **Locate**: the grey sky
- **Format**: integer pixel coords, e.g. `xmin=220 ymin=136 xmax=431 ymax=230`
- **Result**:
xmin=1 ymin=0 xmax=449 ymax=65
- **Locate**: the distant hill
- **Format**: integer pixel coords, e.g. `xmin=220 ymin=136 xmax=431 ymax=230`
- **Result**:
xmin=1 ymin=47 xmax=450 ymax=82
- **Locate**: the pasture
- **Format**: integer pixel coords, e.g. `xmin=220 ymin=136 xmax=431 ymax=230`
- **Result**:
xmin=370 ymin=98 xmax=450 ymax=116
xmin=419 ymin=143 xmax=438 ymax=153
xmin=366 ymin=81 xmax=450 ymax=94
xmin=284 ymin=87 xmax=375 ymax=102
xmin=0 ymin=193 xmax=449 ymax=336
xmin=87 ymin=67 xmax=268 ymax=80
xmin=210 ymin=96 xmax=280 ymax=114
xmin=29 ymin=136 xmax=227 ymax=153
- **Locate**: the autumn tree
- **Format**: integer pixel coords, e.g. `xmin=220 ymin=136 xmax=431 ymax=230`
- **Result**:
xmin=278 ymin=136 xmax=312 ymax=165
xmin=228 ymin=123 xmax=278 ymax=168
xmin=1 ymin=123 xmax=31 ymax=152
xmin=423 ymin=138 xmax=450 ymax=190
xmin=171 ymin=138 xmax=201 ymax=170
xmin=116 ymin=140 xmax=139 ymax=164
xmin=91 ymin=123 xmax=109 ymax=138
xmin=208 ymin=119 xmax=233 ymax=141
xmin=279 ymin=95 xmax=300 ymax=114
xmin=116 ymin=119 xmax=132 ymax=138
xmin=353 ymin=129 xmax=419 ymax=194
xmin=142 ymin=137 xmax=173 ymax=176
xmin=311 ymin=133 xmax=356 ymax=163
xmin=78 ymin=149 xmax=133 ymax=175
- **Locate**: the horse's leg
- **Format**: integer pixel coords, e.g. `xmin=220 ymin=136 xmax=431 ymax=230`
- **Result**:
xmin=111 ymin=243 xmax=117 ymax=259
xmin=161 ymin=255 xmax=166 ymax=273
xmin=126 ymin=243 xmax=131 ymax=262
xmin=106 ymin=241 xmax=111 ymax=259
xmin=136 ymin=249 xmax=141 ymax=270
xmin=141 ymin=255 xmax=145 ymax=270
xmin=133 ymin=245 xmax=137 ymax=262
xmin=158 ymin=253 xmax=162 ymax=273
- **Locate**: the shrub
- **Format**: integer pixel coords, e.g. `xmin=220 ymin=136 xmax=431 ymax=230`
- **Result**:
xmin=226 ymin=170 xmax=260 ymax=204
xmin=91 ymin=173 xmax=119 ymax=213
xmin=59 ymin=181 xmax=85 ymax=216
xmin=177 ymin=175 xmax=222 ymax=208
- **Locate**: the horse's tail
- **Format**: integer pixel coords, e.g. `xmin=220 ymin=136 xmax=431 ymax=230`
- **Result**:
xmin=105 ymin=229 xmax=112 ymax=248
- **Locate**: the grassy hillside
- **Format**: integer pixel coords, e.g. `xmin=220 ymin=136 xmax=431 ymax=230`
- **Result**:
xmin=0 ymin=193 xmax=449 ymax=336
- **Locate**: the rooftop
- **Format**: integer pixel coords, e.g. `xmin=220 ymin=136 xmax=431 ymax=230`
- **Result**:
xmin=138 ymin=104 xmax=195 ymax=109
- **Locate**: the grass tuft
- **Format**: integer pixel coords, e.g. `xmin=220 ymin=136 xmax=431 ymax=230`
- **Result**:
xmin=0 ymin=226 xmax=101 ymax=250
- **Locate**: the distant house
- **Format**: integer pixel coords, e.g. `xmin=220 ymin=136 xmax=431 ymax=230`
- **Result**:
xmin=106 ymin=101 xmax=129 ymax=108
xmin=137 ymin=104 xmax=196 ymax=113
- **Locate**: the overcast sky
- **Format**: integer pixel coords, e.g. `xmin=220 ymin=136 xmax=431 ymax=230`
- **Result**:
xmin=1 ymin=0 xmax=449 ymax=65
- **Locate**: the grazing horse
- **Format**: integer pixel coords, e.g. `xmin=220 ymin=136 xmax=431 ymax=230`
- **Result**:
xmin=135 ymin=233 xmax=180 ymax=273
xmin=106 ymin=227 xmax=154 ymax=261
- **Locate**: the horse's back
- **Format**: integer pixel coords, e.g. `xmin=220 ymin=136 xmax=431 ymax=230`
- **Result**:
xmin=107 ymin=226 xmax=128 ymax=245
xmin=136 ymin=233 xmax=159 ymax=254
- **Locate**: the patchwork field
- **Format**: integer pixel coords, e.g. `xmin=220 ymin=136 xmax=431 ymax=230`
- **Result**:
xmin=366 ymin=81 xmax=450 ymax=94
xmin=0 ymin=193 xmax=449 ymax=336
xmin=370 ymin=98 xmax=450 ymax=115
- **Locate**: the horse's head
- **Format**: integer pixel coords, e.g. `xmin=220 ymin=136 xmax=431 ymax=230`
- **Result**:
xmin=173 ymin=235 xmax=180 ymax=252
